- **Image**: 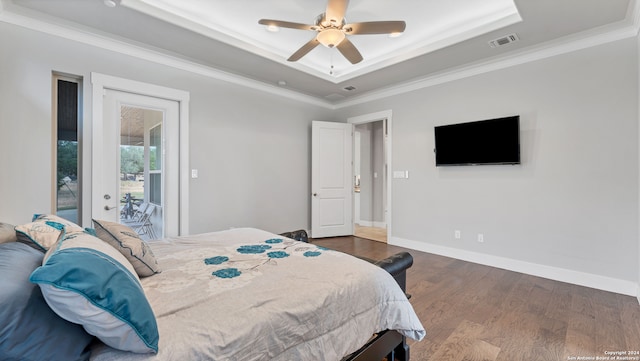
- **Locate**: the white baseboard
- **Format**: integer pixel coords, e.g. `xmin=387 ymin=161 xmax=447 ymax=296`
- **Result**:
xmin=390 ymin=236 xmax=638 ymax=297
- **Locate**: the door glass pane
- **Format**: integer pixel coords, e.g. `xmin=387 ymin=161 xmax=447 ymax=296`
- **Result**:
xmin=150 ymin=125 xmax=161 ymax=171
xmin=119 ymin=106 xmax=163 ymax=240
xmin=149 ymin=124 xmax=162 ymax=205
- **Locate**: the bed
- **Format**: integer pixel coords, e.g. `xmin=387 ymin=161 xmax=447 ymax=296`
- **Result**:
xmin=1 ymin=217 xmax=425 ymax=361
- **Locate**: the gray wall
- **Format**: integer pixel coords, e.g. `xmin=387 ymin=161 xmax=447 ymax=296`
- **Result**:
xmin=0 ymin=20 xmax=638 ymax=287
xmin=336 ymin=38 xmax=639 ymax=283
xmin=0 ymin=22 xmax=334 ymax=234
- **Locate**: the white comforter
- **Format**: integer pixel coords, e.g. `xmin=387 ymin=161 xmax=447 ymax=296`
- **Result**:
xmin=90 ymin=228 xmax=425 ymax=361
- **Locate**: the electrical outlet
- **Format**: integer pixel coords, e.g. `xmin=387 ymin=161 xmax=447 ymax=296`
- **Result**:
xmin=477 ymin=234 xmax=484 ymax=243
xmin=454 ymin=230 xmax=461 ymax=239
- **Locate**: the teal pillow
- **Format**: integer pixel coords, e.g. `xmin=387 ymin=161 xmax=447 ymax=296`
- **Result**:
xmin=0 ymin=242 xmax=93 ymax=361
xmin=30 ymin=232 xmax=159 ymax=353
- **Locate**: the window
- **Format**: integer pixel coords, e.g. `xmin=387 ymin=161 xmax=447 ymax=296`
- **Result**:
xmin=54 ymin=74 xmax=82 ymax=224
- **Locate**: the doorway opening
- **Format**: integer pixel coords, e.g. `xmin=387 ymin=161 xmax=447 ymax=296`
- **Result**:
xmin=349 ymin=111 xmax=392 ymax=244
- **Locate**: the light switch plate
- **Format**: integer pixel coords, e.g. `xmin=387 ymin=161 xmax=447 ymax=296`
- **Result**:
xmin=393 ymin=171 xmax=407 ymax=179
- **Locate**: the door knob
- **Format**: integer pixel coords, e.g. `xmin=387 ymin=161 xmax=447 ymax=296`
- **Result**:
xmin=104 ymin=205 xmax=117 ymax=211
xmin=313 ymin=193 xmax=318 ymax=197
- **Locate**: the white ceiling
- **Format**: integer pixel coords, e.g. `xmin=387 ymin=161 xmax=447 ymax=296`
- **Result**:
xmin=1 ymin=0 xmax=636 ymax=104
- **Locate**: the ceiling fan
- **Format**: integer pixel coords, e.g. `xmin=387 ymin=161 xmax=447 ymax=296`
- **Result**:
xmin=258 ymin=0 xmax=406 ymax=64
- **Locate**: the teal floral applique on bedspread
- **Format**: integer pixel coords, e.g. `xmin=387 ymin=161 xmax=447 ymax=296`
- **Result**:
xmin=205 ymin=238 xmax=328 ymax=279
xmin=212 ymin=268 xmax=241 ymax=278
xmin=267 ymin=251 xmax=289 ymax=259
xmin=204 ymin=256 xmax=229 ymax=265
xmin=236 ymin=244 xmax=272 ymax=254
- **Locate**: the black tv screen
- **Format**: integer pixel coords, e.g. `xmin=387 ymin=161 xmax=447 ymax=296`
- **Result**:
xmin=434 ymin=115 xmax=520 ymax=166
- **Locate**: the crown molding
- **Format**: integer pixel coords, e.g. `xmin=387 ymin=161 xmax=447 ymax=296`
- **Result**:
xmin=628 ymin=0 xmax=640 ymax=34
xmin=334 ymin=19 xmax=639 ymax=109
xmin=1 ymin=0 xmax=638 ymax=111
xmin=332 ymin=8 xmax=522 ymax=84
xmin=0 ymin=0 xmax=334 ymax=109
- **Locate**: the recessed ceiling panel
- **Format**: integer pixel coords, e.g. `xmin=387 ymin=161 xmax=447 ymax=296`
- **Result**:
xmin=122 ymin=0 xmax=521 ymax=82
xmin=5 ymin=0 xmax=632 ymax=102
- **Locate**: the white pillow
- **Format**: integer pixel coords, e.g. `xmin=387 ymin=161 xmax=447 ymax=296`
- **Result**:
xmin=30 ymin=232 xmax=159 ymax=353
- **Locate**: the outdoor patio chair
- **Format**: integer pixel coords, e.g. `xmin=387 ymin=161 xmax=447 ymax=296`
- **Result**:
xmin=130 ymin=202 xmax=149 ymax=221
xmin=123 ymin=203 xmax=157 ymax=239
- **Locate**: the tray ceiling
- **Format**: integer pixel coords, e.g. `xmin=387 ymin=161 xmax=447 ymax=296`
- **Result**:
xmin=1 ymin=0 xmax=635 ymax=104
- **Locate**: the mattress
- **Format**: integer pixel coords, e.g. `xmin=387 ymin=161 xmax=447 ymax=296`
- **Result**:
xmin=89 ymin=227 xmax=425 ymax=361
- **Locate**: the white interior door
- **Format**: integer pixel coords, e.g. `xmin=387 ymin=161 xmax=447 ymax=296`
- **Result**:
xmin=311 ymin=121 xmax=353 ymax=238
xmin=93 ymin=89 xmax=180 ymax=238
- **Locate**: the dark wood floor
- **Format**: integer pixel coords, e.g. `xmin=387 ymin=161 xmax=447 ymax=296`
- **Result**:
xmin=312 ymin=236 xmax=640 ymax=361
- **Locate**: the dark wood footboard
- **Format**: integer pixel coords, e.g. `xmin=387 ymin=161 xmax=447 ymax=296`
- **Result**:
xmin=280 ymin=230 xmax=415 ymax=361
xmin=370 ymin=251 xmax=413 ymax=299
xmin=345 ymin=252 xmax=414 ymax=361
xmin=343 ymin=329 xmax=406 ymax=361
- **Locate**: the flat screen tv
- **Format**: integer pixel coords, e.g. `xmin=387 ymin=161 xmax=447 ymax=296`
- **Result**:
xmin=434 ymin=115 xmax=520 ymax=166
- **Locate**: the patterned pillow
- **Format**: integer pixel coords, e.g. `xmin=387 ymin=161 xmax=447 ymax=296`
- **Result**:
xmin=92 ymin=219 xmax=161 ymax=277
xmin=30 ymin=231 xmax=159 ymax=353
xmin=15 ymin=220 xmax=65 ymax=251
xmin=0 ymin=222 xmax=16 ymax=244
xmin=0 ymin=242 xmax=93 ymax=361
xmin=32 ymin=214 xmax=85 ymax=233
xmin=15 ymin=214 xmax=86 ymax=251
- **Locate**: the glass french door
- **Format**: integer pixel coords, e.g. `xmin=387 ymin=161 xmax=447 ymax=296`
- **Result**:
xmin=93 ymin=89 xmax=179 ymax=240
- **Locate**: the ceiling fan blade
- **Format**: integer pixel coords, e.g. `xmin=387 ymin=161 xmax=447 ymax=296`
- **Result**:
xmin=325 ymin=0 xmax=349 ymax=25
xmin=258 ymin=19 xmax=315 ymax=31
xmin=336 ymin=37 xmax=363 ymax=64
xmin=344 ymin=21 xmax=406 ymax=35
xmin=287 ymin=38 xmax=320 ymax=62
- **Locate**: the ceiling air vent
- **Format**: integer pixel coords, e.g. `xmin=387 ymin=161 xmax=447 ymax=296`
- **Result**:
xmin=343 ymin=85 xmax=356 ymax=91
xmin=488 ymin=33 xmax=520 ymax=48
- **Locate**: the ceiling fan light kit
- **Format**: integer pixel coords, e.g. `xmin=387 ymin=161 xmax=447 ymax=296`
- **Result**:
xmin=317 ymin=28 xmax=345 ymax=47
xmin=259 ymin=0 xmax=405 ymax=65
